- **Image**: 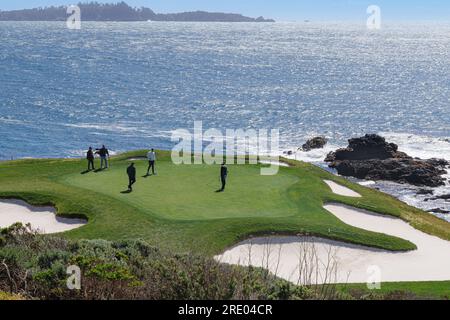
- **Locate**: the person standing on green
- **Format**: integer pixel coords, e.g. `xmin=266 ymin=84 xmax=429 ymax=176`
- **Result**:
xmin=127 ymin=163 xmax=136 ymax=192
xmin=218 ymin=162 xmax=228 ymax=192
xmin=86 ymin=147 xmax=95 ymax=171
xmin=96 ymin=145 xmax=110 ymax=169
xmin=146 ymin=148 xmax=157 ymax=176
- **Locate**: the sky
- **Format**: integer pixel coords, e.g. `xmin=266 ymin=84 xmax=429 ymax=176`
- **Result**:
xmin=1 ymin=0 xmax=450 ymax=22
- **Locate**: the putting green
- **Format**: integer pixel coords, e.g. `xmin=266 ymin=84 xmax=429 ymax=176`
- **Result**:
xmin=62 ymin=161 xmax=300 ymax=221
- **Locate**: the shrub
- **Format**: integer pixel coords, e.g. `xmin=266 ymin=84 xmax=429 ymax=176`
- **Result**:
xmin=0 ymin=291 xmax=24 ymax=300
xmin=0 ymin=228 xmax=323 ymax=300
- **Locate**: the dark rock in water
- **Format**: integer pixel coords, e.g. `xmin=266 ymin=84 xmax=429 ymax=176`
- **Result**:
xmin=328 ymin=158 xmax=447 ymax=187
xmin=428 ymin=208 xmax=450 ymax=214
xmin=430 ymin=194 xmax=450 ymax=201
xmin=283 ymin=150 xmax=294 ymax=156
xmin=325 ymin=134 xmax=449 ymax=187
xmin=417 ymin=188 xmax=434 ymax=195
xmin=302 ymin=136 xmax=328 ymax=152
xmin=325 ymin=134 xmax=408 ymax=161
xmin=427 ymin=158 xmax=450 ymax=167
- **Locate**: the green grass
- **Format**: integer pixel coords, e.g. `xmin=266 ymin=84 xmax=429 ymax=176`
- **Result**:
xmin=0 ymin=150 xmax=449 ymax=256
xmin=63 ymin=161 xmax=300 ymax=220
xmin=337 ymin=281 xmax=450 ymax=300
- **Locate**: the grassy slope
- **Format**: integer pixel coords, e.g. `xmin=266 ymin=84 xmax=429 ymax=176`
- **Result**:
xmin=0 ymin=150 xmax=449 ymax=256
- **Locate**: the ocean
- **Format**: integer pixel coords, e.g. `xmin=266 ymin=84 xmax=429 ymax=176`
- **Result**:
xmin=0 ymin=21 xmax=449 ymax=218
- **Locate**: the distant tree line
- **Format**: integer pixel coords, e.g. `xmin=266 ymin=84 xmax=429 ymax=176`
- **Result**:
xmin=0 ymin=1 xmax=275 ymax=22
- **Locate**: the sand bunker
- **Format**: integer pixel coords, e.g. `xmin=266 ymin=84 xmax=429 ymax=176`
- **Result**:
xmin=324 ymin=180 xmax=361 ymax=197
xmin=358 ymin=180 xmax=376 ymax=186
xmin=217 ymin=204 xmax=450 ymax=284
xmin=258 ymin=160 xmax=291 ymax=167
xmin=0 ymin=200 xmax=86 ymax=234
xmin=127 ymin=157 xmax=147 ymax=161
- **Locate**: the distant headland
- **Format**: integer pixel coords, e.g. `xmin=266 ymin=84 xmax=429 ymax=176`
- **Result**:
xmin=0 ymin=1 xmax=275 ymax=22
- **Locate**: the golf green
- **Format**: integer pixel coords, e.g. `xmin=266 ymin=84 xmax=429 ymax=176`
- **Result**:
xmin=63 ymin=161 xmax=300 ymax=220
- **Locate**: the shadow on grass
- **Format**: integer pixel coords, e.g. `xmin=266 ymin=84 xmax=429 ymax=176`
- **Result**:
xmin=120 ymin=190 xmax=132 ymax=194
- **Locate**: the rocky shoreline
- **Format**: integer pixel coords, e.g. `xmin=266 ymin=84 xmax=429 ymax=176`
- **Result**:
xmin=324 ymin=134 xmax=448 ymax=188
xmin=288 ymin=134 xmax=450 ymax=218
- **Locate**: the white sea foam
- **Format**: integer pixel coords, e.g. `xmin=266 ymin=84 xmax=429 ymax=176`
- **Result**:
xmin=67 ymin=149 xmax=120 ymax=158
xmin=358 ymin=181 xmax=376 ymax=186
xmin=379 ymin=132 xmax=450 ymax=161
xmin=281 ymin=143 xmax=342 ymax=164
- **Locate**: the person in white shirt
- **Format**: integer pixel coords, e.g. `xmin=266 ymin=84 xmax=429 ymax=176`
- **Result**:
xmin=146 ymin=148 xmax=157 ymax=176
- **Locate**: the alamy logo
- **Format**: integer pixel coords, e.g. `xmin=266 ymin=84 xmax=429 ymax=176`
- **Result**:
xmin=367 ymin=5 xmax=381 ymax=30
xmin=171 ymin=121 xmax=280 ymax=175
xmin=366 ymin=265 xmax=382 ymax=290
xmin=67 ymin=5 xmax=81 ymax=30
xmin=66 ymin=265 xmax=81 ymax=290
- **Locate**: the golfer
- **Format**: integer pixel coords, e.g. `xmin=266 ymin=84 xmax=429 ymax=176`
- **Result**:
xmin=86 ymin=147 xmax=95 ymax=171
xmin=219 ymin=162 xmax=228 ymax=192
xmin=127 ymin=163 xmax=136 ymax=192
xmin=96 ymin=145 xmax=110 ymax=169
xmin=147 ymin=148 xmax=157 ymax=176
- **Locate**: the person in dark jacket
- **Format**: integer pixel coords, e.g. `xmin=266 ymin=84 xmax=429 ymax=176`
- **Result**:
xmin=127 ymin=163 xmax=136 ymax=192
xmin=96 ymin=145 xmax=110 ymax=169
xmin=87 ymin=147 xmax=95 ymax=171
xmin=218 ymin=162 xmax=228 ymax=192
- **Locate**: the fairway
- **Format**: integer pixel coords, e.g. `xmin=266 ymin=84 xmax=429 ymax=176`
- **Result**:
xmin=62 ymin=161 xmax=300 ymax=220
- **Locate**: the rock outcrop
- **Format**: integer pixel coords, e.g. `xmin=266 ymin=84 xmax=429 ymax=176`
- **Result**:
xmin=428 ymin=208 xmax=450 ymax=215
xmin=301 ymin=137 xmax=328 ymax=152
xmin=430 ymin=194 xmax=450 ymax=201
xmin=325 ymin=134 xmax=449 ymax=187
xmin=417 ymin=189 xmax=434 ymax=195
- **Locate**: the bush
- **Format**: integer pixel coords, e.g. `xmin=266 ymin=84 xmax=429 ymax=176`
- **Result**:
xmin=0 ymin=291 xmax=24 ymax=300
xmin=0 ymin=228 xmax=320 ymax=300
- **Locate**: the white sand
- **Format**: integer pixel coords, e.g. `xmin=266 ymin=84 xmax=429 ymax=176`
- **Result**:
xmin=0 ymin=200 xmax=86 ymax=234
xmin=324 ymin=180 xmax=362 ymax=197
xmin=358 ymin=180 xmax=376 ymax=186
xmin=217 ymin=203 xmax=450 ymax=284
xmin=258 ymin=160 xmax=291 ymax=167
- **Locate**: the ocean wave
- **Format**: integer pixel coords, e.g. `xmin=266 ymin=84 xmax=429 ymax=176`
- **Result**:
xmin=281 ymin=143 xmax=342 ymax=163
xmin=67 ymin=149 xmax=120 ymax=158
xmin=379 ymin=132 xmax=450 ymax=161
xmin=63 ymin=123 xmax=139 ymax=133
